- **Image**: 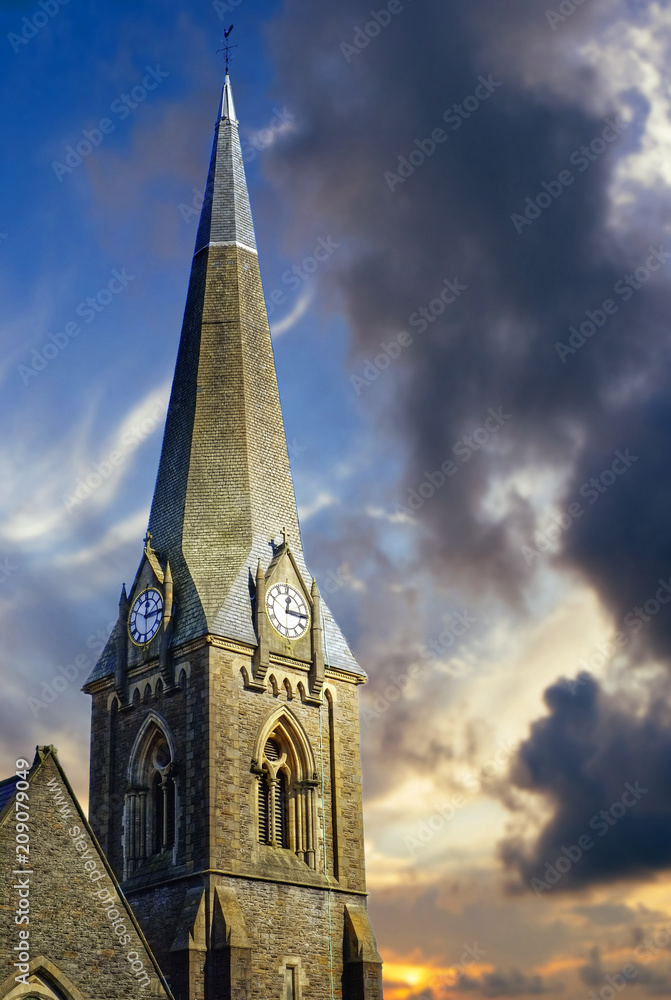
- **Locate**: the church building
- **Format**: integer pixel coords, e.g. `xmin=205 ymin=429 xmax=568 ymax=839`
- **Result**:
xmin=0 ymin=73 xmax=383 ymax=1000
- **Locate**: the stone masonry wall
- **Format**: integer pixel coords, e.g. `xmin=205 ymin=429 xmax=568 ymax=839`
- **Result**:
xmin=0 ymin=752 xmax=169 ymax=999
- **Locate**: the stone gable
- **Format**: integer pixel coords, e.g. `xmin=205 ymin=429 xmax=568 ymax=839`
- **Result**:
xmin=0 ymin=746 xmax=173 ymax=1000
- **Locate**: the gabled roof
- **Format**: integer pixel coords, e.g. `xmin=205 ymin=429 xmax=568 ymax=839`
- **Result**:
xmin=0 ymin=746 xmax=174 ymax=999
xmin=0 ymin=774 xmax=18 ymax=811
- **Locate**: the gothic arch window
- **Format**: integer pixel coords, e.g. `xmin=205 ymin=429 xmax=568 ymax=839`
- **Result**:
xmin=0 ymin=955 xmax=86 ymax=1000
xmin=257 ymin=738 xmax=288 ymax=848
xmin=253 ymin=711 xmax=318 ymax=869
xmin=125 ymin=714 xmax=177 ymax=876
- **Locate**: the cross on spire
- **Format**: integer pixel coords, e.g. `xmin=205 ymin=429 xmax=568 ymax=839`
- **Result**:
xmin=217 ymin=25 xmax=238 ymax=75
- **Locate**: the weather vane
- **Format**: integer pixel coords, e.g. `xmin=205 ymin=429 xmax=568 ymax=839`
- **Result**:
xmin=217 ymin=25 xmax=237 ymax=76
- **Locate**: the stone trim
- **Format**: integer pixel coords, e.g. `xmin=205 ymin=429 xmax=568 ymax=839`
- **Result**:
xmin=194 ymin=240 xmax=258 ymax=256
xmin=122 ymin=868 xmax=369 ymax=897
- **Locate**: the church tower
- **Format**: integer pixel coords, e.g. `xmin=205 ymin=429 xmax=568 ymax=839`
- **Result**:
xmin=83 ymin=74 xmax=383 ymax=1000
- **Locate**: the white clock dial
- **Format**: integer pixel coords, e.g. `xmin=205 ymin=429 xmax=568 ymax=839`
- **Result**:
xmin=128 ymin=588 xmax=164 ymax=645
xmin=265 ymin=583 xmax=310 ymax=640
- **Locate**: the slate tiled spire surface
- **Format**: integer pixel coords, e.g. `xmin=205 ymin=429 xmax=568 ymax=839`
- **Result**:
xmin=87 ymin=73 xmax=362 ymax=681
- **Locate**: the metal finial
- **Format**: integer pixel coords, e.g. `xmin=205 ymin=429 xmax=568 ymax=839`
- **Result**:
xmin=217 ymin=25 xmax=237 ymax=76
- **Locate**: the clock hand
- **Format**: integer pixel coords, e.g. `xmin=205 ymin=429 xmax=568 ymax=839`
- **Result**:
xmin=285 ymin=608 xmax=307 ymax=619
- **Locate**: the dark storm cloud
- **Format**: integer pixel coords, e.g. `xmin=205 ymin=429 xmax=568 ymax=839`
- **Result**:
xmin=455 ymin=968 xmax=563 ymax=996
xmin=368 ymin=882 xmax=573 ymax=972
xmin=499 ymin=676 xmax=671 ymax=890
xmin=573 ymin=903 xmax=636 ymax=925
xmin=265 ymin=0 xmax=671 ymax=644
xmin=579 ymin=946 xmax=671 ymax=994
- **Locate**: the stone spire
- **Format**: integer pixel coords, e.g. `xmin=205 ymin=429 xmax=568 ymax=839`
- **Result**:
xmin=147 ymin=74 xmax=302 ymax=646
xmin=85 ymin=74 xmax=363 ymax=681
xmin=194 ymin=73 xmax=255 ymax=256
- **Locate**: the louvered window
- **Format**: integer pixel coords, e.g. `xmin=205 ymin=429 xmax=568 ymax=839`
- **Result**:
xmin=258 ymin=738 xmax=287 ymax=847
xmin=258 ymin=776 xmax=270 ymax=843
xmin=153 ymin=772 xmax=164 ymax=854
xmin=252 ymin=717 xmax=317 ymax=869
xmin=152 ymin=770 xmax=175 ymax=853
xmin=275 ymin=771 xmax=287 ymax=848
xmin=165 ymin=779 xmax=175 ymax=848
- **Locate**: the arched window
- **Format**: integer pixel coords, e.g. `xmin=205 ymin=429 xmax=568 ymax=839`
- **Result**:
xmin=258 ymin=738 xmax=288 ymax=848
xmin=254 ymin=712 xmax=318 ymax=868
xmin=0 ymin=956 xmax=87 ymax=999
xmin=125 ymin=715 xmax=176 ymax=876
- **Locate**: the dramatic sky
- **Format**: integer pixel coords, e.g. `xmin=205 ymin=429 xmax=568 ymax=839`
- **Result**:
xmin=3 ymin=0 xmax=671 ymax=996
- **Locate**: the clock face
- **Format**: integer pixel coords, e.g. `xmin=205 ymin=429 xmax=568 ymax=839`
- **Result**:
xmin=265 ymin=583 xmax=310 ymax=640
xmin=128 ymin=588 xmax=164 ymax=646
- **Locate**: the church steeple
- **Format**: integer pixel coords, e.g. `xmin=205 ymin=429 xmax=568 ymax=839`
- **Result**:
xmin=85 ymin=73 xmax=362 ymax=683
xmin=83 ymin=72 xmax=383 ymax=1000
xmin=147 ymin=72 xmax=302 ymax=648
xmin=194 ymin=73 xmax=255 ymax=256
xmin=219 ymin=73 xmax=237 ymax=125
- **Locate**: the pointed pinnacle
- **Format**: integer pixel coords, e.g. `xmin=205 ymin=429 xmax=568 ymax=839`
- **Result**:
xmin=220 ymin=73 xmax=237 ymax=122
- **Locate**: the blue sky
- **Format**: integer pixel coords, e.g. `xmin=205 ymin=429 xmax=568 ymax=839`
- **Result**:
xmin=4 ymin=1 xmax=671 ymax=997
